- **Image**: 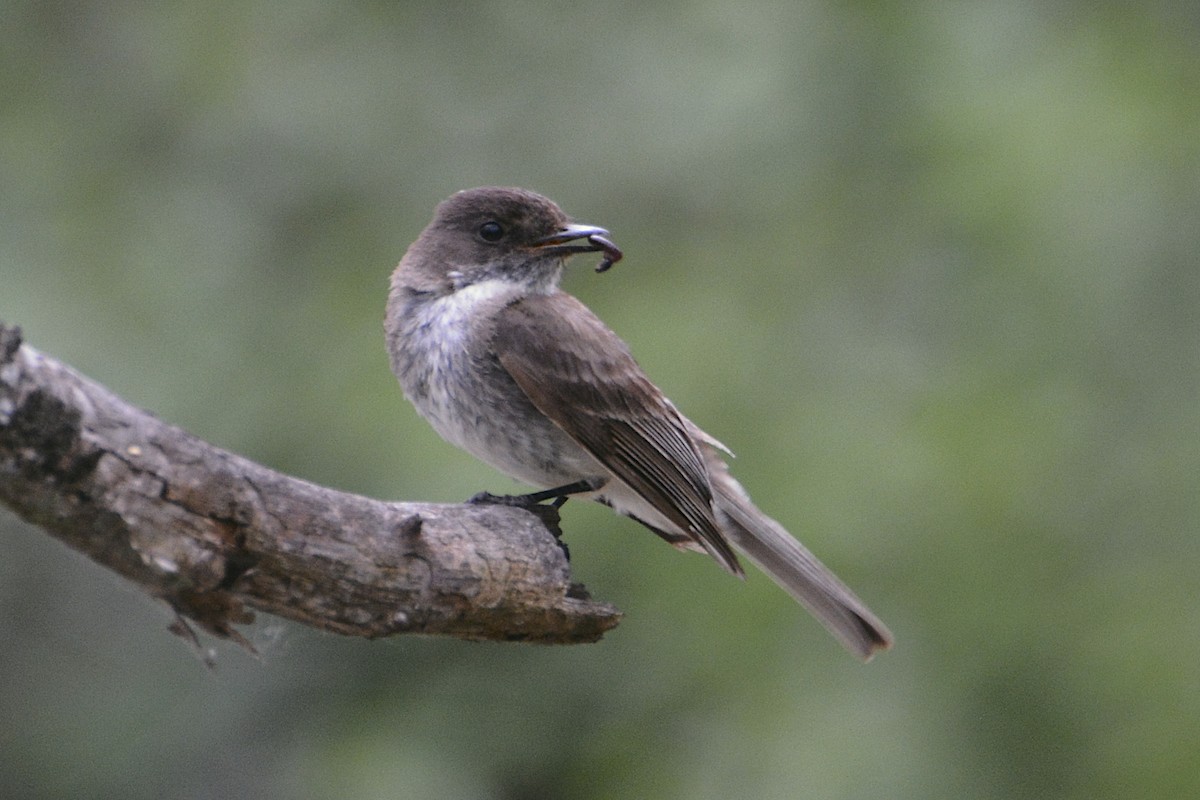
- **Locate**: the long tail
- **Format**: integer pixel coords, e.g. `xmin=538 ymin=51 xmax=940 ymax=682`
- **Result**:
xmin=712 ymin=475 xmax=893 ymax=661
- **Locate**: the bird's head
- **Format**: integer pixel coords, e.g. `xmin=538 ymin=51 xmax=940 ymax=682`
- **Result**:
xmin=396 ymin=187 xmax=621 ymax=294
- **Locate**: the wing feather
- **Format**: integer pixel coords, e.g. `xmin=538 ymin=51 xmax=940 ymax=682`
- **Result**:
xmin=493 ymin=292 xmax=742 ymax=575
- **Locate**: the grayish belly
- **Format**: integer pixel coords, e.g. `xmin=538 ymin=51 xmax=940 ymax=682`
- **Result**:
xmin=388 ymin=280 xmax=606 ymax=489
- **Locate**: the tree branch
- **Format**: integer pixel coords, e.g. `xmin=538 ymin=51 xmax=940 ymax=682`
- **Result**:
xmin=0 ymin=322 xmax=621 ymax=650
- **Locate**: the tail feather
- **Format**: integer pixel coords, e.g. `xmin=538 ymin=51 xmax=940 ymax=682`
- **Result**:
xmin=713 ymin=476 xmax=893 ymax=661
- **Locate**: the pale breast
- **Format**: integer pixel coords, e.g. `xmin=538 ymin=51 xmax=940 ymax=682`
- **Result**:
xmin=387 ymin=279 xmax=604 ymax=488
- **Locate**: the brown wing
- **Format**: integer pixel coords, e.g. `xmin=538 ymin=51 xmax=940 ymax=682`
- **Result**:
xmin=493 ymin=292 xmax=742 ymax=575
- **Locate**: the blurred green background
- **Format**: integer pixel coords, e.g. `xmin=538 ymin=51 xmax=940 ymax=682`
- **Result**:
xmin=2 ymin=1 xmax=1198 ymax=798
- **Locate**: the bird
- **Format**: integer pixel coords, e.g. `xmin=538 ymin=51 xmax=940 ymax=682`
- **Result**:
xmin=385 ymin=186 xmax=892 ymax=660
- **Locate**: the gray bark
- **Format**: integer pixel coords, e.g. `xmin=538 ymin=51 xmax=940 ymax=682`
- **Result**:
xmin=0 ymin=322 xmax=621 ymax=652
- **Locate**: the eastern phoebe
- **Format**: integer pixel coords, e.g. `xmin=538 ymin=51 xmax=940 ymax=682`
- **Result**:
xmin=386 ymin=187 xmax=892 ymax=659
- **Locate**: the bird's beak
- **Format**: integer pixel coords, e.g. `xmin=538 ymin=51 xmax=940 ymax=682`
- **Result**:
xmin=533 ymin=224 xmax=624 ymax=272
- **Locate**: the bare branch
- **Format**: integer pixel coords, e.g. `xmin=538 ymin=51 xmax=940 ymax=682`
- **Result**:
xmin=0 ymin=322 xmax=621 ymax=649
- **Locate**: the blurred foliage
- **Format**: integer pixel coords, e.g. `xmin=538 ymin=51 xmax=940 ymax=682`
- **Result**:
xmin=3 ymin=1 xmax=1199 ymax=798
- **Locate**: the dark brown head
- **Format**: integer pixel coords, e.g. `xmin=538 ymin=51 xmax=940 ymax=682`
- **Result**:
xmin=394 ymin=187 xmax=621 ymax=293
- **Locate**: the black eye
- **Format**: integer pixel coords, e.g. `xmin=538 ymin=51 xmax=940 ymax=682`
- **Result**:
xmin=478 ymin=221 xmax=504 ymax=242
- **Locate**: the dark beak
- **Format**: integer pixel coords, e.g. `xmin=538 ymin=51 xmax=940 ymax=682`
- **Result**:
xmin=533 ymin=224 xmax=624 ymax=272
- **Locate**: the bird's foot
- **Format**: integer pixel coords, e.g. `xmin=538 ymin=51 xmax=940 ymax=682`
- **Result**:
xmin=466 ymin=479 xmax=600 ymax=509
xmin=466 ymin=480 xmax=603 ymax=562
xmin=467 ymin=490 xmax=572 ymax=560
xmin=467 ymin=490 xmax=547 ymax=508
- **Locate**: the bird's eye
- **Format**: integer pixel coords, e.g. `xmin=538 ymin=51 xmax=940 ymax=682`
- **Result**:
xmin=478 ymin=221 xmax=505 ymax=242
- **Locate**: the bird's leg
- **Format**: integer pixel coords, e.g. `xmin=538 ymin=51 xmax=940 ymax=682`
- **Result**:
xmin=467 ymin=478 xmax=601 ymax=508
